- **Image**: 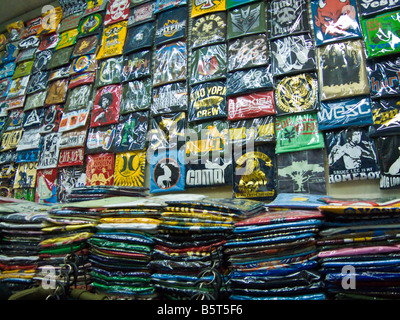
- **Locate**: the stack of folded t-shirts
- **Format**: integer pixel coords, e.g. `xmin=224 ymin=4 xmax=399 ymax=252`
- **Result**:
xmin=65 ymin=186 xmax=148 ymax=203
xmin=225 ymin=193 xmax=329 ymax=300
xmin=35 ymin=205 xmax=99 ymax=290
xmin=150 ymin=198 xmax=265 ymax=300
xmin=88 ymin=197 xmax=166 ymax=300
xmin=318 ymin=198 xmax=400 ymax=300
xmin=0 ymin=200 xmax=49 ymax=294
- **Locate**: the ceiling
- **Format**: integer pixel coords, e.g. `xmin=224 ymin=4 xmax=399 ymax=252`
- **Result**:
xmin=0 ymin=0 xmax=58 ymax=32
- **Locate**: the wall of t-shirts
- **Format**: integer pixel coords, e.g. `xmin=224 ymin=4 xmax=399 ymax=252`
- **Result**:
xmin=0 ymin=0 xmax=399 ymax=204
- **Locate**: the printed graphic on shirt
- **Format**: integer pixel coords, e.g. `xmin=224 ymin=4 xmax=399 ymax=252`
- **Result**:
xmin=91 ymin=84 xmax=122 ymax=127
xmin=114 ymin=150 xmax=146 ymax=187
xmin=233 ymin=144 xmax=276 ymax=199
xmin=369 ymin=97 xmax=400 ymax=137
xmin=57 ymin=167 xmax=86 ymax=203
xmin=227 ymin=2 xmax=266 ymax=39
xmin=121 ymin=78 xmax=152 ymax=114
xmin=14 ymin=162 xmax=37 ymax=189
xmin=151 ymin=82 xmax=188 ymax=115
xmin=124 ymin=22 xmax=154 ymax=54
xmin=229 ymin=116 xmax=275 ymax=145
xmin=325 ymin=127 xmax=380 ymax=184
xmin=155 ymin=6 xmax=187 ymax=46
xmin=311 ymin=0 xmax=362 ymax=46
xmin=275 ymin=73 xmax=318 ymax=116
xmin=191 ymin=0 xmax=226 ymax=18
xmin=277 ymin=149 xmax=326 ymax=194
xmin=191 ymin=12 xmax=226 ymax=48
xmin=37 ymin=132 xmax=61 ymax=169
xmin=228 ymin=91 xmax=275 ymax=120
xmin=86 ymin=153 xmax=115 ymax=186
xmin=35 ymin=168 xmax=57 ymax=204
xmin=267 ymin=0 xmax=309 ymax=39
xmin=376 ymin=135 xmax=400 ymax=189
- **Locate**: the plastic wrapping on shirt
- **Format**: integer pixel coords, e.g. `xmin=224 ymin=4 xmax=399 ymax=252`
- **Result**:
xmin=127 ymin=2 xmax=156 ymax=27
xmin=86 ymin=153 xmax=115 ymax=186
xmin=267 ymin=0 xmax=309 ymax=39
xmin=228 ymin=90 xmax=275 ymax=121
xmin=318 ymin=40 xmax=370 ymax=101
xmin=84 ymin=0 xmax=108 ymax=16
xmin=31 ymin=49 xmax=53 ymax=74
xmin=37 ymin=133 xmax=61 ymax=169
xmin=124 ymin=22 xmax=154 ymax=54
xmin=275 ymin=73 xmax=318 ymax=116
xmin=95 ymin=56 xmax=123 ymax=87
xmin=325 ymin=127 xmax=381 ymax=184
xmin=229 ymin=116 xmax=275 ymax=145
xmin=311 ymin=0 xmax=362 ymax=46
xmin=22 ymin=108 xmax=44 ymax=129
xmin=91 ymin=84 xmax=122 ymax=127
xmin=7 ymin=76 xmax=29 ymax=100
xmin=317 ymin=96 xmax=373 ymax=131
xmin=17 ymin=128 xmax=41 ymax=152
xmin=26 ymin=71 xmax=49 ymax=95
xmin=38 ymin=33 xmax=59 ymax=52
xmin=12 ymin=60 xmax=34 ymax=79
xmin=376 ymin=135 xmax=400 ymax=189
xmin=23 ymin=17 xmax=42 ymax=38
xmin=57 ymin=166 xmax=86 ymax=202
xmin=64 ymin=84 xmax=93 ymax=112
xmin=189 ymin=81 xmax=227 ymax=122
xmin=0 ymin=62 xmax=16 ymax=79
xmin=154 ymin=6 xmax=187 ymax=46
xmin=228 ymin=35 xmax=268 ymax=72
xmin=271 ymin=34 xmax=316 ymax=77
xmin=121 ymin=51 xmax=151 ymax=82
xmin=190 ymin=44 xmax=226 ymax=85
xmin=55 ymin=28 xmax=79 ymax=50
xmin=153 ymin=42 xmax=187 ymax=87
xmin=149 ymin=112 xmax=186 ymax=151
xmin=72 ymin=34 xmax=99 ymax=58
xmin=59 ymin=126 xmax=88 ymax=149
xmin=367 ymin=56 xmax=400 ymax=99
xmin=104 ymin=0 xmax=130 ymax=26
xmin=361 ymin=10 xmax=400 ymax=58
xmin=96 ymin=20 xmax=128 ymax=60
xmin=59 ymin=108 xmax=90 ymax=133
xmin=227 ymin=2 xmax=266 ymax=40
xmin=151 ymin=82 xmax=188 ymax=116
xmin=275 ymin=113 xmax=324 ymax=154
xmin=24 ymin=91 xmax=46 ymax=111
xmin=120 ymin=78 xmax=152 ymax=114
xmin=185 ymin=120 xmax=232 ymax=187
xmin=45 ymin=78 xmax=69 ymax=105
xmin=2 ymin=43 xmax=18 ymax=64
xmin=112 ymin=111 xmax=149 ymax=152
xmin=86 ymin=125 xmax=116 ymax=154
xmin=191 ymin=12 xmax=226 ymax=49
xmin=48 ymin=66 xmax=70 ymax=82
xmin=0 ymin=78 xmax=11 ymax=99
xmin=69 ymin=54 xmax=97 ymax=75
xmin=370 ymin=97 xmax=400 ymax=137
xmin=233 ymin=143 xmax=277 ymax=199
xmin=154 ymin=0 xmax=185 ymax=12
xmin=191 ymin=0 xmax=225 ymax=18
xmin=78 ymin=13 xmax=104 ymax=38
xmin=18 ymin=35 xmax=40 ymax=51
xmin=68 ymin=72 xmax=95 ymax=89
xmin=47 ymin=47 xmax=74 ymax=69
xmin=13 ymin=162 xmax=37 ymax=189
xmin=150 ymin=149 xmax=185 ymax=193
xmin=1 ymin=130 xmax=22 ymax=151
xmin=35 ymin=168 xmax=57 ymax=203
xmin=58 ymin=148 xmax=85 ymax=167
xmin=277 ymin=149 xmax=326 ymax=194
xmin=114 ymin=150 xmax=147 ymax=187
xmin=58 ymin=12 xmax=83 ymax=34
xmin=358 ymin=0 xmax=400 ymax=17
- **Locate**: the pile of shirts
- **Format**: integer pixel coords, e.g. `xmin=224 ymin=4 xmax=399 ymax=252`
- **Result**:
xmin=318 ymin=199 xmax=400 ymax=300
xmin=225 ymin=193 xmax=327 ymax=300
xmin=36 ymin=204 xmax=99 ymax=290
xmin=88 ymin=197 xmax=164 ymax=300
xmin=150 ymin=198 xmax=265 ymax=300
xmin=0 ymin=200 xmax=49 ymax=294
xmin=65 ymin=186 xmax=148 ymax=203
